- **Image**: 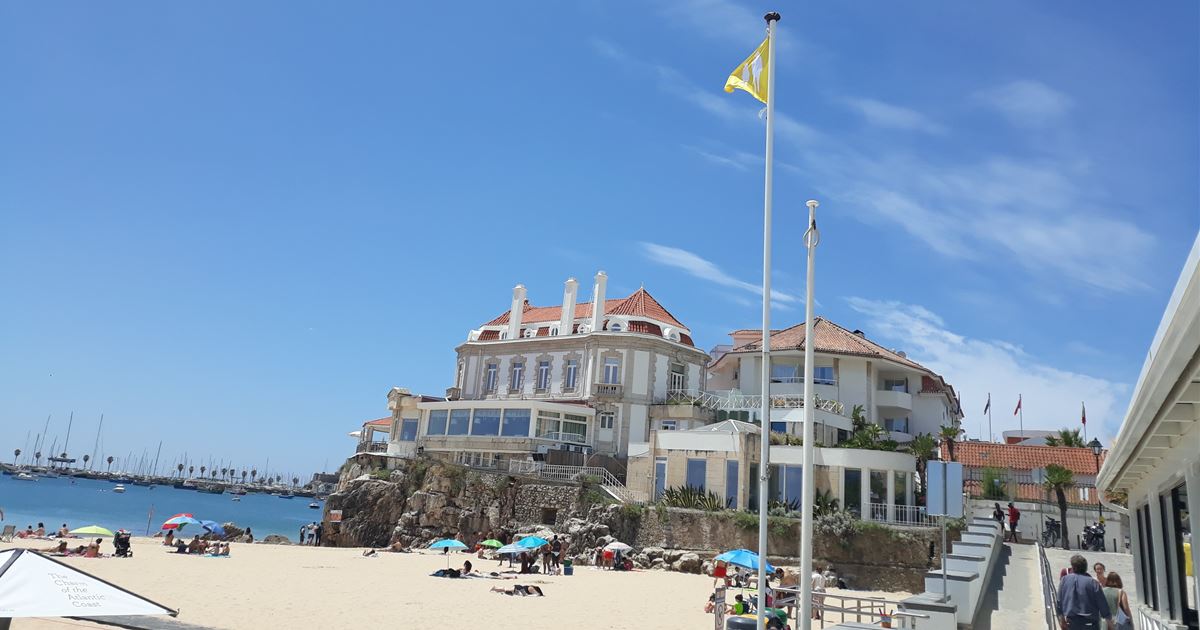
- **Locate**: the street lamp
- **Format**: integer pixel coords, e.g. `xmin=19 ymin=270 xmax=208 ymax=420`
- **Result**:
xmin=1088 ymin=438 xmax=1104 ymax=548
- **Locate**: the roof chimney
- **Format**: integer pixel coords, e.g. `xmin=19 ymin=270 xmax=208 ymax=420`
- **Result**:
xmin=507 ymin=284 xmax=527 ymax=339
xmin=590 ymin=271 xmax=607 ymax=332
xmin=559 ymin=277 xmax=578 ymax=335
xmin=852 ymin=329 xmax=865 ymax=337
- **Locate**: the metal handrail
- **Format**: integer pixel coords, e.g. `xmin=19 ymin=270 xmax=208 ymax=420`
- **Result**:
xmin=1036 ymin=542 xmax=1059 ymax=630
xmin=773 ymin=589 xmax=928 ymax=628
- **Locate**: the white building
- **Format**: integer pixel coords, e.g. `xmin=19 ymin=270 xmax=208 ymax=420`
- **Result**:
xmin=381 ymin=272 xmax=710 ymax=468
xmin=702 ymin=318 xmax=962 ymax=442
xmin=1098 ymin=234 xmax=1200 ymax=630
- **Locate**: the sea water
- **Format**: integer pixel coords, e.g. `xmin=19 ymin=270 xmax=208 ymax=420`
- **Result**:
xmin=0 ymin=474 xmax=323 ymax=539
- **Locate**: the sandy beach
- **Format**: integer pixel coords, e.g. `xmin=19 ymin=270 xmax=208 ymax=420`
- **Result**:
xmin=4 ymin=537 xmax=912 ymax=629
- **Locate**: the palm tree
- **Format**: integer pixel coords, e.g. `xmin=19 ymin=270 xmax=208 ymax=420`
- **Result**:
xmin=240 ymin=470 xmax=248 ymax=483
xmin=939 ymin=424 xmax=962 ymax=461
xmin=35 ymin=451 xmax=42 ymax=467
xmin=906 ymin=433 xmax=938 ymax=500
xmin=176 ymin=463 xmax=184 ymax=478
xmin=850 ymin=404 xmax=868 ymax=432
xmin=200 ymin=465 xmax=206 ymax=478
xmin=12 ymin=449 xmax=20 ymax=465
xmin=221 ymin=467 xmax=229 ymax=481
xmin=106 ymin=455 xmax=114 ymax=472
xmin=251 ymin=469 xmax=257 ymax=484
xmin=82 ymin=454 xmax=90 ymax=470
xmin=188 ymin=465 xmax=195 ymax=478
xmin=1044 ymin=464 xmax=1075 ymax=549
xmin=1044 ymin=428 xmax=1086 ymax=448
xmin=292 ymin=476 xmax=300 ymax=487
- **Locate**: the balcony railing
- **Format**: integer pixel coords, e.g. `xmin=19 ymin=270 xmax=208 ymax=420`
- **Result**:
xmin=356 ymin=441 xmax=389 ymax=454
xmin=661 ymin=389 xmax=846 ymax=415
xmin=865 ymin=502 xmax=938 ymax=528
xmin=593 ymin=383 xmax=623 ymax=398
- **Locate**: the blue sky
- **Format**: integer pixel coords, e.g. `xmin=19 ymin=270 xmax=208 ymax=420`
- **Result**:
xmin=1 ymin=1 xmax=1196 ymax=474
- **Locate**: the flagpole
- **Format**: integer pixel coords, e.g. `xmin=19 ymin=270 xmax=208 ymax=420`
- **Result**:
xmin=1019 ymin=394 xmax=1024 ymax=436
xmin=755 ymin=11 xmax=780 ymax=630
xmin=798 ymin=199 xmax=820 ymax=629
xmin=988 ymin=393 xmax=993 ymax=443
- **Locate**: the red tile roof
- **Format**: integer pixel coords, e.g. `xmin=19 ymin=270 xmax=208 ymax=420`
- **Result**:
xmin=480 ymin=288 xmax=687 ymax=333
xmin=731 ymin=317 xmax=932 ymax=374
xmin=945 ymin=441 xmax=1106 ymax=476
xmin=965 ymin=480 xmax=1102 ymax=506
xmin=363 ymin=417 xmax=391 ymax=428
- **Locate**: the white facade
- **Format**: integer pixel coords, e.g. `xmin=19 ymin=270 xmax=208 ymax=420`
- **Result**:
xmin=1099 ymin=234 xmax=1200 ymax=630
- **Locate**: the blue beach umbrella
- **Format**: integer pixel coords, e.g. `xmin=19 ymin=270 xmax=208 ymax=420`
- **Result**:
xmin=714 ymin=548 xmax=775 ymax=574
xmin=515 ymin=536 xmax=548 ymax=549
xmin=429 ymin=539 xmax=468 ymax=568
xmin=495 ymin=544 xmax=523 ymax=556
xmin=199 ymin=521 xmax=225 ymax=537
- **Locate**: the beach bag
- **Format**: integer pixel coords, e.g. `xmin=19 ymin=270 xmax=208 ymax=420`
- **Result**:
xmin=1115 ymin=608 xmax=1132 ymax=630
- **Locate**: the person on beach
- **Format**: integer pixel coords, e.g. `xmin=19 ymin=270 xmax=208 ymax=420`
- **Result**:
xmin=729 ymin=594 xmax=750 ymax=615
xmin=314 ymin=522 xmax=323 ymax=546
xmin=187 ymin=535 xmax=205 ymax=554
xmin=551 ymin=536 xmax=562 ymax=570
xmin=490 ymin=584 xmax=545 ymax=596
xmin=163 ymin=530 xmax=175 ymax=546
xmin=811 ymin=565 xmax=827 ymax=620
xmin=244 ymin=527 xmax=253 ymax=543
xmin=57 ymin=524 xmax=69 ymax=537
xmin=462 ymin=560 xmax=473 ymax=575
xmin=1103 ymin=573 xmax=1133 ymax=630
xmin=84 ymin=539 xmax=101 ymax=558
xmin=299 ymin=524 xmax=307 ymax=545
xmin=41 ymin=540 xmax=69 ymax=554
xmin=35 ymin=523 xmax=45 ymax=537
xmin=21 ymin=525 xmax=34 ymax=538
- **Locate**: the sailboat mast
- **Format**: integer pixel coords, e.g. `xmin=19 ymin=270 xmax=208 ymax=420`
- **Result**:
xmin=90 ymin=414 xmax=104 ymax=470
xmin=152 ymin=441 xmax=162 ymax=477
xmin=63 ymin=411 xmax=74 ymax=457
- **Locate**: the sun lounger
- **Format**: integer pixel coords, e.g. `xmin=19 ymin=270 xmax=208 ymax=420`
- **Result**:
xmin=0 ymin=525 xmax=15 ymax=542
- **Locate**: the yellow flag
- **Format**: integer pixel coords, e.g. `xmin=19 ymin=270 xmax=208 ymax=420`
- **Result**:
xmin=724 ymin=37 xmax=770 ymax=104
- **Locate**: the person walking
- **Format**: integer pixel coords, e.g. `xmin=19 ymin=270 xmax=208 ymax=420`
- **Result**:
xmin=299 ymin=524 xmax=307 ymax=545
xmin=1056 ymin=554 xmax=1112 ymax=630
xmin=1102 ymin=572 xmax=1133 ymax=630
xmin=1006 ymin=502 xmax=1021 ymax=543
xmin=992 ymin=502 xmax=1004 ymax=524
xmin=1092 ymin=562 xmax=1106 ymax=584
xmin=314 ymin=522 xmax=323 ymax=546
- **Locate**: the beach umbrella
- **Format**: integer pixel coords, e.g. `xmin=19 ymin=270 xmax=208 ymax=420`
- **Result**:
xmin=199 ymin=520 xmax=225 ymax=537
xmin=68 ymin=525 xmax=115 ymax=538
xmin=714 ymin=549 xmax=775 ymax=574
xmin=161 ymin=514 xmax=199 ymax=531
xmin=0 ymin=549 xmax=177 ymax=623
xmin=479 ymin=539 xmax=504 ymax=548
xmin=428 ymin=539 xmax=467 ymax=550
xmin=495 ymin=544 xmax=523 ymax=556
xmin=604 ymin=541 xmax=632 ymax=552
xmin=515 ymin=536 xmax=548 ymax=549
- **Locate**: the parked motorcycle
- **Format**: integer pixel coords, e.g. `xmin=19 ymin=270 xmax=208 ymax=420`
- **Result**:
xmin=1082 ymin=521 xmax=1106 ymax=551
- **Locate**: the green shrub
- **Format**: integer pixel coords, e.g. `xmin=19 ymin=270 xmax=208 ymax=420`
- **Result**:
xmin=659 ymin=486 xmax=726 ymax=511
xmin=621 ymin=503 xmax=644 ymax=519
xmin=815 ymin=511 xmax=860 ymax=542
xmin=732 ymin=511 xmax=759 ymax=530
xmin=369 ymin=468 xmax=392 ymax=481
xmin=981 ymin=467 xmax=1008 ymax=499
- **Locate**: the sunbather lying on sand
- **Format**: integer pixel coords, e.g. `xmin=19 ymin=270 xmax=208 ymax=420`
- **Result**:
xmin=362 ymin=542 xmax=410 ymax=556
xmin=490 ymin=585 xmax=545 ymax=597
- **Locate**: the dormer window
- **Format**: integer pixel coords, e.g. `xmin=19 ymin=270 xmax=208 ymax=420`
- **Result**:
xmin=499 ymin=330 xmax=508 ymax=340
xmin=550 ymin=326 xmax=560 ymax=336
xmin=610 ymin=322 xmax=623 ymax=332
xmin=523 ymin=328 xmax=536 ymax=338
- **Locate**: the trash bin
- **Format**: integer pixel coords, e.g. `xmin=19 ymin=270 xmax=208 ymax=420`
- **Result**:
xmin=563 ymin=560 xmax=574 ymax=576
xmin=726 ymin=616 xmax=756 ymax=630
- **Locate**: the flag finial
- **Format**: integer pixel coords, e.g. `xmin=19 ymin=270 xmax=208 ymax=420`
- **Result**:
xmin=764 ymin=11 xmax=781 ymax=23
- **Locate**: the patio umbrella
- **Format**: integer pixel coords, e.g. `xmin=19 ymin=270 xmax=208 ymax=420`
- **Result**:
xmin=0 ymin=549 xmax=177 ymax=623
xmin=604 ymin=541 xmax=632 ymax=552
xmin=495 ymin=544 xmax=523 ymax=556
xmin=68 ymin=525 xmax=115 ymax=538
xmin=479 ymin=539 xmax=504 ymax=548
xmin=161 ymin=515 xmax=199 ymax=531
xmin=199 ymin=520 xmax=225 ymax=537
xmin=429 ymin=539 xmax=467 ymax=568
xmin=714 ymin=548 xmax=775 ymax=574
xmin=515 ymin=536 xmax=548 ymax=549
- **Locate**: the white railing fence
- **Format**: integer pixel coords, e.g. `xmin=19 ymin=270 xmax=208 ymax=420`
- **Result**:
xmin=505 ymin=461 xmax=647 ymax=504
xmin=865 ymin=502 xmax=939 ymax=528
xmin=662 ymin=389 xmax=846 ymax=415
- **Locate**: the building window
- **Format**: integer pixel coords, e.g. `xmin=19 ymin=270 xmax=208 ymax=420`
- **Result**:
xmin=610 ymin=322 xmax=623 ymax=332
xmin=670 ymin=364 xmax=686 ymax=390
xmin=884 ymin=418 xmax=910 ymax=433
xmin=536 ymin=361 xmax=551 ymax=390
xmin=770 ymin=363 xmax=798 ymax=383
xmin=427 ymin=410 xmax=448 ymax=435
xmin=455 ymin=363 xmax=465 ymax=388
xmin=500 ymin=408 xmax=531 ymax=437
xmin=785 ymin=465 xmax=804 ymax=506
xmin=883 ymin=378 xmax=908 ymax=393
xmin=654 ymin=458 xmax=668 ymax=500
xmin=661 ymin=420 xmax=677 ymax=431
xmin=686 ymin=458 xmax=706 ymax=491
xmin=814 ymin=366 xmax=836 ymax=385
xmin=598 ymin=412 xmax=614 ymax=430
xmin=565 ymin=359 xmax=578 ymax=390
xmin=499 ymin=330 xmax=507 ymax=340
xmin=398 ymin=419 xmax=418 ymax=442
xmin=510 ymin=362 xmax=524 ymax=391
xmin=447 ymin=409 xmax=471 ymax=435
xmin=485 ymin=364 xmax=498 ymax=392
xmin=536 ymin=410 xmax=588 ymax=444
xmin=1169 ymin=483 xmax=1196 ymax=623
xmin=550 ymin=326 xmax=559 ymax=336
xmin=603 ymin=358 xmax=620 ymax=384
xmin=844 ymin=468 xmax=862 ymax=517
xmin=725 ymin=460 xmax=739 ymax=509
xmin=770 ymin=421 xmax=787 ymax=433
xmin=471 ymin=408 xmax=501 ymax=436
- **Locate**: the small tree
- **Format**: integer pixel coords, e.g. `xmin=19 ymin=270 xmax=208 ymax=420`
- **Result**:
xmin=176 ymin=463 xmax=184 ymax=478
xmin=12 ymin=449 xmax=20 ymax=465
xmin=1044 ymin=464 xmax=1075 ymax=549
xmin=251 ymin=469 xmax=258 ymax=484
xmin=200 ymin=465 xmax=206 ymax=478
xmin=106 ymin=455 xmax=114 ymax=471
xmin=908 ymin=433 xmax=937 ymax=501
xmin=292 ymin=476 xmax=300 ymax=487
xmin=939 ymin=423 xmax=962 ymax=461
xmin=82 ymin=454 xmax=90 ymax=469
xmin=35 ymin=451 xmax=42 ymax=467
xmin=981 ymin=466 xmax=1008 ymax=499
xmin=1044 ymin=428 xmax=1086 ymax=448
xmin=241 ymin=470 xmax=248 ymax=483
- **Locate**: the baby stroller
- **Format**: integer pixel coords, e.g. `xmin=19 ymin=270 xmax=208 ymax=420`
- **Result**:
xmin=114 ymin=531 xmax=133 ymax=558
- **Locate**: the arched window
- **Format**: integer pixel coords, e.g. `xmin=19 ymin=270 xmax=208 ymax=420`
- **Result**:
xmin=609 ymin=322 xmax=623 ymax=332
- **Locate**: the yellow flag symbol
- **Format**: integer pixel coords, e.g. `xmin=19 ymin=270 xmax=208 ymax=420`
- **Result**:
xmin=724 ymin=37 xmax=770 ymax=104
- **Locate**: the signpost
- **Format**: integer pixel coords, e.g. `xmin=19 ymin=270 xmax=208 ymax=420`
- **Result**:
xmin=714 ymin=585 xmax=726 ymax=630
xmin=927 ymin=460 xmax=964 ymax=601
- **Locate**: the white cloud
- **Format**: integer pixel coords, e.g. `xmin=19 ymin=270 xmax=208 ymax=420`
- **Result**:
xmin=846 ymin=297 xmax=1128 ymax=442
xmin=640 ymin=242 xmax=799 ymax=305
xmin=974 ymin=80 xmax=1073 ymax=126
xmin=843 ymin=97 xmax=945 ymax=134
xmin=683 ymin=144 xmax=760 ymax=171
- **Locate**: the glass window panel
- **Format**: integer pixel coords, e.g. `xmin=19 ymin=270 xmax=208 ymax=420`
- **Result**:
xmin=814 ymin=366 xmax=836 ymax=385
xmin=686 ymin=458 xmax=706 ymax=491
xmin=399 ymin=419 xmax=418 ymax=442
xmin=655 ymin=458 xmax=667 ymax=501
xmin=785 ymin=465 xmax=803 ymax=506
xmin=894 ymin=471 xmax=907 ymax=506
xmin=725 ymin=460 xmax=739 ymax=509
xmin=769 ymin=465 xmax=783 ymax=503
xmin=844 ymin=469 xmax=862 ymax=517
xmin=561 ymin=420 xmax=587 ymax=443
xmin=603 ymin=358 xmax=620 ymax=384
xmin=501 ymin=409 xmax=531 ymax=437
xmin=471 ymin=408 xmax=501 ymax=436
xmin=770 ymin=363 xmax=797 ymax=381
xmin=565 ymin=361 xmax=577 ymax=389
xmin=427 ymin=410 xmax=448 ymax=435
xmin=749 ymin=463 xmax=760 ymax=512
xmin=447 ymin=409 xmax=471 ymax=435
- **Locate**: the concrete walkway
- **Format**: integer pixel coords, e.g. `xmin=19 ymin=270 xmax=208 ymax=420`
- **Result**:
xmin=974 ymin=542 xmax=1044 ymax=629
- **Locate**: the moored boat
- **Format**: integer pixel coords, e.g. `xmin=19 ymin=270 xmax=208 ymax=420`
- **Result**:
xmin=15 ymin=472 xmax=36 ymax=481
xmin=113 ymin=484 xmax=127 ymax=493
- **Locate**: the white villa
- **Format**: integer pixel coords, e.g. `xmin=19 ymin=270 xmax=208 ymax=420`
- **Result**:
xmin=375 ymin=272 xmax=710 ymax=468
xmin=1099 ymin=234 xmax=1199 ymax=630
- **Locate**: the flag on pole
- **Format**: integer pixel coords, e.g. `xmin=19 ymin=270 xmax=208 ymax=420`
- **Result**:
xmin=983 ymin=393 xmax=991 ymax=415
xmin=724 ymin=37 xmax=771 ymax=103
xmin=1013 ymin=395 xmax=1022 ymax=415
xmin=1081 ymin=402 xmax=1087 ymax=426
